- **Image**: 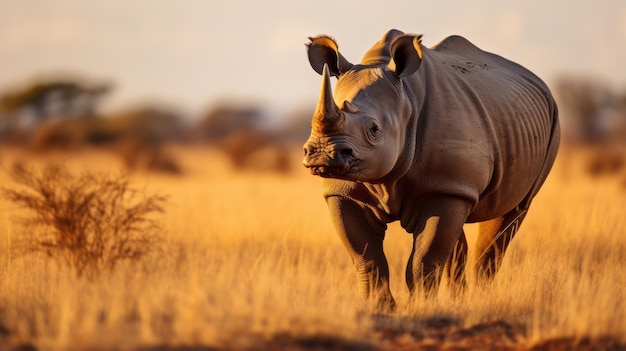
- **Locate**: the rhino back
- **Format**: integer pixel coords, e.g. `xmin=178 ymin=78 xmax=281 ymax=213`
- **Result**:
xmin=411 ymin=36 xmax=557 ymax=221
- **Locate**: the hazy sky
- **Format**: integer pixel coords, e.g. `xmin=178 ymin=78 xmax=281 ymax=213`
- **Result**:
xmin=1 ymin=0 xmax=625 ymax=116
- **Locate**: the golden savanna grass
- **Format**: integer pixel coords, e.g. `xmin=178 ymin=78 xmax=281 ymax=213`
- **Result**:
xmin=0 ymin=145 xmax=625 ymax=350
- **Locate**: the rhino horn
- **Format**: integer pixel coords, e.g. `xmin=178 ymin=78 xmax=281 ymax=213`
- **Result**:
xmin=313 ymin=64 xmax=344 ymax=133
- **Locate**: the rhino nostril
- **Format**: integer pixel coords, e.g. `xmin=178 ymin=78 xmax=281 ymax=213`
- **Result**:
xmin=303 ymin=144 xmax=316 ymax=158
xmin=329 ymin=147 xmax=354 ymax=166
xmin=340 ymin=148 xmax=354 ymax=159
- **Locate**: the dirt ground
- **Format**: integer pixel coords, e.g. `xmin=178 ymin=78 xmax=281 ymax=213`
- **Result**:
xmin=254 ymin=320 xmax=626 ymax=351
xmin=6 ymin=319 xmax=624 ymax=351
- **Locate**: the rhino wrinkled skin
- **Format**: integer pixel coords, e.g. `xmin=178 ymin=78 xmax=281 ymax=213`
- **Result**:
xmin=302 ymin=29 xmax=560 ymax=310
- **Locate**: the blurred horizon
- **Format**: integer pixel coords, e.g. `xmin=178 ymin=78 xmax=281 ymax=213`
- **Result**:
xmin=1 ymin=0 xmax=625 ymax=117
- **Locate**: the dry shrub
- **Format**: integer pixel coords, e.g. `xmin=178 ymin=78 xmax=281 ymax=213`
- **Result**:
xmin=3 ymin=163 xmax=166 ymax=278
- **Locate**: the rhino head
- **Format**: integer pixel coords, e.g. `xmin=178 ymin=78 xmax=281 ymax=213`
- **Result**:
xmin=303 ymin=30 xmax=424 ymax=182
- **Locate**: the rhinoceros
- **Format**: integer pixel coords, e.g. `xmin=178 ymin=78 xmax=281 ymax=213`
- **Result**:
xmin=302 ymin=29 xmax=560 ymax=309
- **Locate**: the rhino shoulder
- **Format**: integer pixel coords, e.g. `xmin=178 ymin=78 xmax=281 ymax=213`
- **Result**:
xmin=321 ymin=179 xmax=395 ymax=223
xmin=431 ymin=35 xmax=481 ymax=54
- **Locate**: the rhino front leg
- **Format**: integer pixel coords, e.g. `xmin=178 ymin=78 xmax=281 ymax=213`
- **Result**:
xmin=443 ymin=229 xmax=468 ymax=289
xmin=326 ymin=196 xmax=394 ymax=311
xmin=405 ymin=196 xmax=472 ymax=296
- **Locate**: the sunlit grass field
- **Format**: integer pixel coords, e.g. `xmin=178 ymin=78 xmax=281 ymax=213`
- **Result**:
xmin=0 ymin=146 xmax=625 ymax=350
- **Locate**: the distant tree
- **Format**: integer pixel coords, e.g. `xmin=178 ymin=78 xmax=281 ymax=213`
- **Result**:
xmin=555 ymin=76 xmax=626 ymax=178
xmin=0 ymin=75 xmax=112 ymax=141
xmin=554 ymin=76 xmax=621 ymax=143
xmin=103 ymin=104 xmax=187 ymax=174
xmin=25 ymin=102 xmax=186 ymax=149
xmin=215 ymin=130 xmax=292 ymax=173
xmin=101 ymin=104 xmax=187 ymax=145
xmin=281 ymin=104 xmax=315 ymax=143
xmin=194 ymin=101 xmax=300 ymax=173
xmin=195 ymin=102 xmax=266 ymax=142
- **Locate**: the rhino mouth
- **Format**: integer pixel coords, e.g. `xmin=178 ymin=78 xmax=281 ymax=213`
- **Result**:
xmin=303 ymin=140 xmax=362 ymax=179
xmin=305 ymin=158 xmax=362 ymax=179
xmin=308 ymin=165 xmax=351 ymax=178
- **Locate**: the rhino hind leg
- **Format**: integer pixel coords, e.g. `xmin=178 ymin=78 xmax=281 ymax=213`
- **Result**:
xmin=472 ymin=208 xmax=528 ymax=281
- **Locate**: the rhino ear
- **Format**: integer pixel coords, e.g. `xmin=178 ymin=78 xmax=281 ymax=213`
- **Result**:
xmin=307 ymin=35 xmax=353 ymax=76
xmin=389 ymin=34 xmax=423 ymax=78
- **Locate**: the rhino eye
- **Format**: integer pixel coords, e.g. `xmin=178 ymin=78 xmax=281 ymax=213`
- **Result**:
xmin=366 ymin=122 xmax=382 ymax=143
xmin=370 ymin=123 xmax=380 ymax=135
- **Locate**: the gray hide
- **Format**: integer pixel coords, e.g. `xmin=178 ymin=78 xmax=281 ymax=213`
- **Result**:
xmin=303 ymin=29 xmax=560 ymax=310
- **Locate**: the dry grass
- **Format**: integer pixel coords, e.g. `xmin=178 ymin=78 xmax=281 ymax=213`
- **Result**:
xmin=0 ymin=145 xmax=625 ymax=350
